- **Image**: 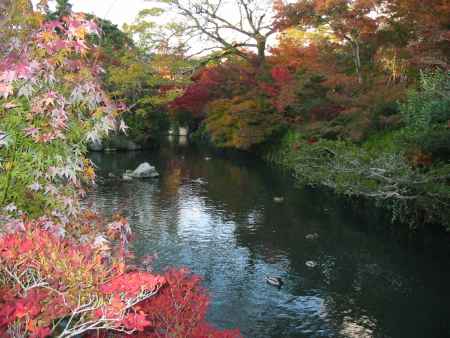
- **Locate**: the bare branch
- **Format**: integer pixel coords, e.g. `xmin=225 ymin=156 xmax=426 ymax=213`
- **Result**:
xmin=158 ymin=0 xmax=276 ymax=65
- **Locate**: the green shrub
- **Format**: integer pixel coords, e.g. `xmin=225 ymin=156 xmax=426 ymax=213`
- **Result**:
xmin=401 ymin=70 xmax=450 ymax=131
xmin=400 ymin=70 xmax=450 ymax=159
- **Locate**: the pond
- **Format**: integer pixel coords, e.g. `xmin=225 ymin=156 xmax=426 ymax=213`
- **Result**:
xmin=88 ymin=139 xmax=450 ymax=338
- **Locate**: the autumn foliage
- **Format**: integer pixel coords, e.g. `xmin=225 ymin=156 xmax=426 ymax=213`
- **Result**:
xmin=0 ymin=218 xmax=164 ymax=336
xmin=0 ymin=218 xmax=240 ymax=337
xmin=169 ymin=0 xmax=449 ymax=150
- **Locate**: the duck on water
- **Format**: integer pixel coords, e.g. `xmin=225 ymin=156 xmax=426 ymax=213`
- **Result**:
xmin=266 ymin=276 xmax=283 ymax=288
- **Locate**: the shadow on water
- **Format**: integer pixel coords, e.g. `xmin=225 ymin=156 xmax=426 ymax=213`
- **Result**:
xmin=87 ymin=139 xmax=450 ymax=338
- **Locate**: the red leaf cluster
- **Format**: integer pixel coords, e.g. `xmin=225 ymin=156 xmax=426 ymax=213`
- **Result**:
xmin=169 ymin=63 xmax=256 ymax=120
xmin=0 ymin=219 xmax=241 ymax=337
xmin=258 ymin=66 xmax=296 ymax=113
xmin=271 ymin=66 xmax=293 ymax=84
xmin=0 ymin=221 xmax=165 ymax=336
xmin=170 ymin=66 xmax=224 ymax=115
xmin=170 ymin=83 xmax=210 ymax=117
xmin=131 ymin=268 xmax=242 ymax=338
xmin=100 ymin=272 xmax=165 ymax=298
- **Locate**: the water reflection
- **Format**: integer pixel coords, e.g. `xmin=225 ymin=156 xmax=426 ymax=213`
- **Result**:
xmin=87 ymin=143 xmax=450 ymax=338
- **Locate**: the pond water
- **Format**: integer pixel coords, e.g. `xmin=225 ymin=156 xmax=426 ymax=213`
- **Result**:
xmin=88 ymin=140 xmax=450 ymax=338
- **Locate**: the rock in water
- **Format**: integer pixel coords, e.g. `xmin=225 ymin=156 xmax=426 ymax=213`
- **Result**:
xmin=122 ymin=170 xmax=133 ymax=181
xmin=130 ymin=162 xmax=159 ymax=178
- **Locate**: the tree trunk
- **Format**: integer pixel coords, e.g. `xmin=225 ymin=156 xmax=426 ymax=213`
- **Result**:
xmin=255 ymin=36 xmax=266 ymax=69
xmin=351 ymin=40 xmax=363 ymax=84
xmin=345 ymin=35 xmax=363 ymax=84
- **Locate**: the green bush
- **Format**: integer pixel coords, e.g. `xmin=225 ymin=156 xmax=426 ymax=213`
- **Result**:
xmin=401 ymin=70 xmax=450 ymax=130
xmin=400 ymin=70 xmax=450 ymax=159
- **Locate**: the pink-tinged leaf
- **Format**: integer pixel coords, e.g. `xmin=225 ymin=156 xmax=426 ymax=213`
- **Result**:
xmin=86 ymin=20 xmax=99 ymax=35
xmin=52 ymin=40 xmax=68 ymax=52
xmin=3 ymin=101 xmax=18 ymax=109
xmin=15 ymin=62 xmax=33 ymax=79
xmin=116 ymin=102 xmax=127 ymax=111
xmin=44 ymin=20 xmax=65 ymax=32
xmin=29 ymin=327 xmax=51 ymax=338
xmin=271 ymin=66 xmax=293 ymax=83
xmin=73 ymin=40 xmax=89 ymax=53
xmin=1 ymin=70 xmax=17 ymax=83
xmin=0 ymin=83 xmax=13 ymax=99
xmin=24 ymin=127 xmax=40 ymax=137
xmin=122 ymin=313 xmax=151 ymax=331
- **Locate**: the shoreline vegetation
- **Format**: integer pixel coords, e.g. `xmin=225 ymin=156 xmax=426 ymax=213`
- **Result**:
xmin=263 ymin=125 xmax=450 ymax=231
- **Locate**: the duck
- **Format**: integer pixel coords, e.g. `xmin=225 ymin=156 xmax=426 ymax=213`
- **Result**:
xmin=265 ymin=276 xmax=284 ymax=288
xmin=273 ymin=197 xmax=284 ymax=203
xmin=305 ymin=233 xmax=319 ymax=240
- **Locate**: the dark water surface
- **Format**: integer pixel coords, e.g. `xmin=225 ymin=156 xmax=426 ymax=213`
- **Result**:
xmin=88 ymin=140 xmax=450 ymax=338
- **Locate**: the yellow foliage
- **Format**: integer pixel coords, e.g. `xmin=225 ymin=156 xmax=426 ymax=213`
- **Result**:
xmin=206 ymin=96 xmax=281 ymax=150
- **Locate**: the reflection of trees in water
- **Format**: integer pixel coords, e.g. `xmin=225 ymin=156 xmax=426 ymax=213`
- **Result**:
xmin=158 ymin=144 xmax=269 ymax=216
xmin=197 ymin=160 xmax=264 ymax=213
xmin=161 ymin=164 xmax=183 ymax=199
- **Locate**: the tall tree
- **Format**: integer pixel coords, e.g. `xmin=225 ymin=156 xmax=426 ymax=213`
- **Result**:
xmin=382 ymin=0 xmax=450 ymax=69
xmin=278 ymin=0 xmax=380 ymax=84
xmin=123 ymin=7 xmax=188 ymax=55
xmin=152 ymin=0 xmax=277 ymax=67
